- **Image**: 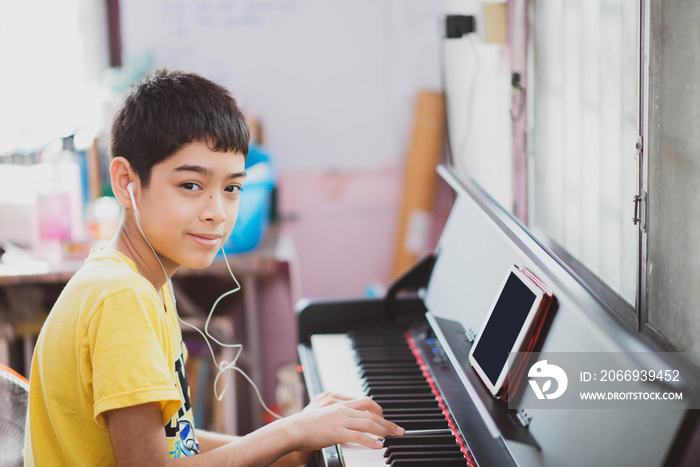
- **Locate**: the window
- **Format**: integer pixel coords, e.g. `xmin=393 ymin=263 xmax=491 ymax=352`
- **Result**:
xmin=0 ymin=0 xmax=107 ymax=153
xmin=527 ymin=0 xmax=700 ymax=355
xmin=528 ymin=0 xmax=640 ymax=311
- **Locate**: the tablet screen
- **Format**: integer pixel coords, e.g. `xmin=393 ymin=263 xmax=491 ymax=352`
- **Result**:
xmin=470 ymin=271 xmax=537 ymax=386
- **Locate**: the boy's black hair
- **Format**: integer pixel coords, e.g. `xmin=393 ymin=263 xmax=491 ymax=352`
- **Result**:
xmin=110 ymin=68 xmax=249 ymax=186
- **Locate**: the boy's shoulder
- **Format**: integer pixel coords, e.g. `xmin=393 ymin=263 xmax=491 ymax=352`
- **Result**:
xmin=43 ymin=249 xmax=163 ymax=336
xmin=72 ymin=248 xmax=152 ymax=293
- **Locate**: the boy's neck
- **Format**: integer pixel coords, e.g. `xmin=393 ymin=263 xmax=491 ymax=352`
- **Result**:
xmin=109 ymin=222 xmax=178 ymax=293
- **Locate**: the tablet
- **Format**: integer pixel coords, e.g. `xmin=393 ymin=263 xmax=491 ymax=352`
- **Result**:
xmin=468 ymin=265 xmax=545 ymax=397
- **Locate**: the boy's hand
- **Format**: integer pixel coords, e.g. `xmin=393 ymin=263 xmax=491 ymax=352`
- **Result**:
xmin=283 ymin=392 xmax=405 ymax=452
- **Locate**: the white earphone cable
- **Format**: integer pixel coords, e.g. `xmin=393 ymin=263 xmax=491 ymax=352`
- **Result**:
xmin=129 ymin=186 xmax=283 ymax=420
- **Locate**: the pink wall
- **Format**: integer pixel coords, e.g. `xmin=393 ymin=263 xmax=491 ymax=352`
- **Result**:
xmin=278 ymin=164 xmax=402 ymax=300
xmin=277 ymin=162 xmax=454 ymax=300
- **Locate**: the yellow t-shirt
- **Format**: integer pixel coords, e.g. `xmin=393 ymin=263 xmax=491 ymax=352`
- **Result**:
xmin=25 ymin=249 xmax=200 ymax=465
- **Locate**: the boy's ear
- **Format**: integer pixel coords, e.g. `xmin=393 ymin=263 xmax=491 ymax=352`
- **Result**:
xmin=110 ymin=157 xmax=137 ymax=209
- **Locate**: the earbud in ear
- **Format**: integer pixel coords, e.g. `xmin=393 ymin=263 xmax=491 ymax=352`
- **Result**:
xmin=127 ymin=182 xmax=137 ymax=211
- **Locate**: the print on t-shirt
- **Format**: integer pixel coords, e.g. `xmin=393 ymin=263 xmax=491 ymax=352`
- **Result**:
xmin=165 ymin=343 xmax=200 ymax=457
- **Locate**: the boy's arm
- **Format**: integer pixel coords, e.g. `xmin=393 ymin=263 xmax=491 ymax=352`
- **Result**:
xmin=107 ymin=402 xmax=298 ymax=466
xmin=195 ymin=429 xmax=238 ymax=452
xmin=106 ymin=395 xmax=403 ymax=467
xmin=197 ymin=430 xmax=310 ymax=467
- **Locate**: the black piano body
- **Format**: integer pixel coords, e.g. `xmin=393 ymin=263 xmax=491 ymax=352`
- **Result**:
xmin=297 ymin=165 xmax=700 ymax=467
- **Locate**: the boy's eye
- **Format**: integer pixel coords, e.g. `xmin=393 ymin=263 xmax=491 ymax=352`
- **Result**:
xmin=181 ymin=182 xmax=201 ymax=191
xmin=225 ymin=185 xmax=242 ymax=194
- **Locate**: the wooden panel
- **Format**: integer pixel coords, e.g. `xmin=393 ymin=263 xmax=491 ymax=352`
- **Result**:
xmin=391 ymin=91 xmax=446 ymax=280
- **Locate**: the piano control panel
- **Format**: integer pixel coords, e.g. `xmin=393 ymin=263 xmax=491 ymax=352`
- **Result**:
xmin=422 ymin=331 xmax=448 ymax=366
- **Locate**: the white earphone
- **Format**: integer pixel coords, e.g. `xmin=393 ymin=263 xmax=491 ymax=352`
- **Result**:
xmin=127 ymin=182 xmax=137 ymax=211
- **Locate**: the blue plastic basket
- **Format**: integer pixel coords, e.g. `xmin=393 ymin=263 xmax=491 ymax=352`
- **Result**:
xmin=222 ymin=144 xmax=276 ymax=253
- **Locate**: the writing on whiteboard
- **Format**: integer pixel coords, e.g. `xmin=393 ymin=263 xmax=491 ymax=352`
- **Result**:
xmin=159 ymin=0 xmax=298 ymax=32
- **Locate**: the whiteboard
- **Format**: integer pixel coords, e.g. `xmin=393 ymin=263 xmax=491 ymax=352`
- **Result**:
xmin=120 ymin=0 xmax=470 ymax=170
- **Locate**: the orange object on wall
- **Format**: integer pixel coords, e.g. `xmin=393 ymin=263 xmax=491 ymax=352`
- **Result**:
xmin=390 ymin=91 xmax=446 ymax=281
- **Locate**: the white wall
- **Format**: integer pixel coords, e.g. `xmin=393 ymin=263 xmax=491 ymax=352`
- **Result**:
xmin=120 ymin=0 xmax=478 ymax=171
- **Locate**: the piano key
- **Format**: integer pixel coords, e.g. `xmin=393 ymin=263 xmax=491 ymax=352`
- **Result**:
xmin=386 ymin=451 xmax=465 ymax=463
xmin=371 ymin=399 xmax=440 ymax=409
xmin=359 ymin=349 xmax=414 ymax=357
xmin=367 ymin=385 xmax=433 ymax=396
xmin=382 ymin=407 xmax=445 ymax=415
xmin=370 ymin=392 xmax=435 ymax=400
xmin=383 ymin=434 xmax=458 ymax=446
xmin=355 ymin=347 xmax=413 ymax=354
xmin=358 ymin=349 xmax=411 ymax=356
xmin=391 ymin=417 xmax=450 ymax=430
xmin=356 ymin=351 xmax=414 ymax=359
xmin=402 ymin=429 xmax=453 ymax=435
xmin=384 ymin=414 xmax=446 ymax=422
xmin=361 ymin=368 xmax=424 ymax=377
xmin=355 ymin=350 xmax=415 ymax=358
xmin=387 ymin=419 xmax=449 ymax=430
xmin=360 ymin=362 xmax=421 ymax=368
xmin=363 ymin=376 xmax=428 ymax=384
xmin=359 ymin=359 xmax=417 ymax=366
xmin=383 ymin=445 xmax=463 ymax=458
xmin=390 ymin=458 xmax=467 ymax=467
xmin=310 ymin=334 xmax=366 ymax=397
xmin=383 ymin=412 xmax=448 ymax=424
xmin=384 ymin=415 xmax=447 ymax=425
xmin=362 ymin=371 xmax=422 ymax=379
xmin=383 ymin=411 xmax=446 ymax=419
xmin=339 ymin=443 xmax=388 ymax=467
xmin=365 ymin=382 xmax=430 ymax=391
xmin=374 ymin=395 xmax=438 ymax=403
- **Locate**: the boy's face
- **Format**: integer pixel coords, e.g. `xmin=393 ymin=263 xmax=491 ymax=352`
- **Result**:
xmin=134 ymin=141 xmax=247 ymax=270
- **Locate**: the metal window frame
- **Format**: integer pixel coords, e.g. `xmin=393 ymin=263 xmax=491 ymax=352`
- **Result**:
xmin=524 ymin=0 xmax=657 ymax=338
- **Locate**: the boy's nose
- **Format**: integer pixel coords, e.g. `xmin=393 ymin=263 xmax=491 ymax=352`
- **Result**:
xmin=201 ymin=193 xmax=227 ymax=223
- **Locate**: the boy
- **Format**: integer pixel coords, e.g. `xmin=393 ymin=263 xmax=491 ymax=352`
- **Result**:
xmin=25 ymin=69 xmax=404 ymax=466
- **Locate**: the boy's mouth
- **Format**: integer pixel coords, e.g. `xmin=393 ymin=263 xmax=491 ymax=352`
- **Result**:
xmin=189 ymin=233 xmax=222 ymax=248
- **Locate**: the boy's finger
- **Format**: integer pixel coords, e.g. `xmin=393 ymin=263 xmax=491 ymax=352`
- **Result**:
xmin=344 ymin=396 xmax=384 ymax=416
xmin=345 ymin=416 xmax=405 ymax=440
xmin=345 ymin=407 xmax=405 ymax=437
xmin=328 ymin=393 xmax=354 ymax=401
